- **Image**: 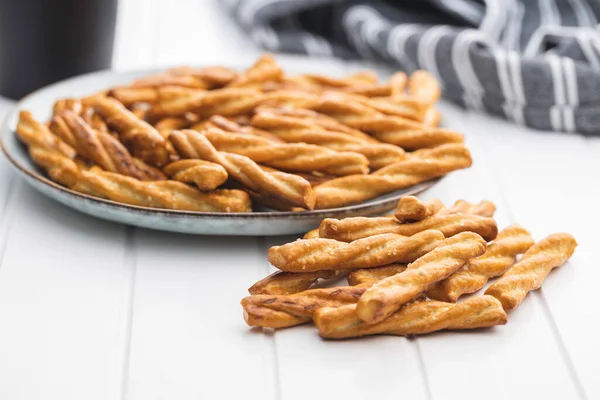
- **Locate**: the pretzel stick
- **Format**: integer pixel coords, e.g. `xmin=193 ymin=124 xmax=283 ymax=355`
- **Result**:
xmin=427 ymin=224 xmax=535 ymax=302
xmin=54 ymin=110 xmax=166 ymax=181
xmin=251 ymin=108 xmax=405 ymax=169
xmin=242 ymin=285 xmax=367 ymax=328
xmin=347 ymin=264 xmax=407 ymax=286
xmin=357 ymin=232 xmax=487 ymax=323
xmin=202 ymin=126 xmax=369 ymax=176
xmin=227 ymin=53 xmax=283 ymax=89
xmin=320 ymin=211 xmax=497 ymax=242
xmin=89 ymin=96 xmax=170 ymax=167
xmin=314 ymin=143 xmax=472 ymax=209
xmin=267 ymin=230 xmax=444 ymax=273
xmin=28 ymin=146 xmax=80 ymax=188
xmin=169 ymin=129 xmax=315 ymax=210
xmin=163 ymin=159 xmax=228 ymax=191
xmin=249 ymin=270 xmax=346 ymax=295
xmin=485 ymin=233 xmax=577 ymax=310
xmin=314 ymin=295 xmax=507 ymax=339
xmin=73 ymin=169 xmax=251 ymax=212
xmin=17 ymin=111 xmax=76 ymax=159
xmin=394 ymin=196 xmax=444 ymax=222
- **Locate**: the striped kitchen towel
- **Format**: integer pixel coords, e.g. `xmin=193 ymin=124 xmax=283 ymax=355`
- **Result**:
xmin=223 ymin=0 xmax=600 ymax=134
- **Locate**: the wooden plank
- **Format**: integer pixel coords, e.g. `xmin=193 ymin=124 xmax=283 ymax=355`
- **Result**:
xmin=0 ymin=185 xmax=132 ymax=400
xmin=414 ymin=103 xmax=582 ymax=400
xmin=124 ymin=231 xmax=278 ymax=400
xmin=469 ymin=109 xmax=597 ymax=399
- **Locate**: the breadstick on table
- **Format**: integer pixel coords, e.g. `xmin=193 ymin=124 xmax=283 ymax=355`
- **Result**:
xmin=485 ymin=233 xmax=577 ymax=310
xmin=202 ymin=126 xmax=370 ymax=176
xmin=163 ymin=159 xmax=228 ymax=191
xmin=314 ymin=143 xmax=472 ymax=209
xmin=314 ymin=295 xmax=507 ymax=339
xmin=169 ymin=129 xmax=316 ymax=210
xmin=248 ymin=270 xmax=347 ymax=295
xmin=357 ymin=232 xmax=487 ymax=323
xmin=73 ymin=169 xmax=251 ymax=212
xmin=267 ymin=230 xmax=444 ymax=273
xmin=89 ymin=96 xmax=170 ymax=167
xmin=250 ymin=109 xmax=406 ymax=169
xmin=448 ymin=199 xmax=496 ymax=217
xmin=394 ymin=196 xmax=444 ymax=222
xmin=320 ymin=212 xmax=497 ymax=242
xmin=55 ymin=110 xmax=167 ymax=181
xmin=427 ymin=224 xmax=535 ymax=302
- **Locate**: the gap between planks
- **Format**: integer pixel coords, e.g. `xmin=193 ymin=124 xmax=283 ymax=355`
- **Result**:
xmin=120 ymin=227 xmax=139 ymax=400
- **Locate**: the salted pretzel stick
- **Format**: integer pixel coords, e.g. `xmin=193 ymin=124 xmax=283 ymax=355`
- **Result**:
xmin=357 ymin=232 xmax=487 ymax=323
xmin=347 ymin=264 xmax=407 ymax=286
xmin=485 ymin=233 xmax=577 ymax=310
xmin=427 ymin=224 xmax=534 ymax=302
xmin=314 ymin=295 xmax=507 ymax=339
xmin=151 ymin=87 xmax=263 ymax=119
xmin=89 ymin=96 xmax=170 ymax=167
xmin=268 ymin=230 xmax=444 ymax=273
xmin=202 ymin=126 xmax=369 ymax=176
xmin=73 ymin=169 xmax=251 ymax=212
xmin=448 ymin=199 xmax=496 ymax=217
xmin=163 ymin=159 xmax=228 ymax=191
xmin=250 ymin=109 xmax=405 ymax=169
xmin=320 ymin=211 xmax=496 ymax=244
xmin=394 ymin=196 xmax=444 ymax=222
xmin=249 ymin=270 xmax=347 ymax=295
xmin=169 ymin=129 xmax=316 ymax=210
xmin=227 ymin=53 xmax=283 ymax=89
xmin=54 ymin=110 xmax=166 ymax=181
xmin=242 ymin=285 xmax=367 ymax=328
xmin=314 ymin=143 xmax=472 ymax=209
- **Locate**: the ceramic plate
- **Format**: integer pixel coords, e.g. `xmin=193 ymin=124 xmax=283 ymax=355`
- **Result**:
xmin=0 ymin=66 xmax=440 ymax=235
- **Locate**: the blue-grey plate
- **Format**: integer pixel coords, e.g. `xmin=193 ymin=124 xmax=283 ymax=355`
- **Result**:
xmin=0 ymin=68 xmax=439 ymax=235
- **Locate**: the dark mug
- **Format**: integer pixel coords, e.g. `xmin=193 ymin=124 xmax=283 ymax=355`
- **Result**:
xmin=0 ymin=0 xmax=117 ymax=99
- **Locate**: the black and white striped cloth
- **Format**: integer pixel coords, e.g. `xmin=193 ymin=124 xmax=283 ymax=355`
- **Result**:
xmin=223 ymin=0 xmax=600 ymax=134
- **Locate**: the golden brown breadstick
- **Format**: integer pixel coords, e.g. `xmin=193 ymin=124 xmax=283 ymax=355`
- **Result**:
xmin=394 ymin=196 xmax=444 ymax=222
xmin=53 ymin=98 xmax=83 ymax=116
xmin=169 ymin=129 xmax=315 ymax=210
xmin=166 ymin=65 xmax=238 ymax=88
xmin=89 ymin=96 xmax=170 ymax=167
xmin=427 ymin=224 xmax=534 ymax=302
xmin=267 ymin=230 xmax=444 ymax=273
xmin=242 ymin=285 xmax=367 ymax=328
xmin=485 ymin=233 xmax=577 ymax=310
xmin=448 ymin=199 xmax=496 ymax=217
xmin=423 ymin=107 xmax=441 ymax=127
xmin=347 ymin=264 xmax=407 ymax=286
xmin=28 ymin=146 xmax=80 ymax=188
xmin=163 ymin=159 xmax=228 ymax=191
xmin=73 ymin=169 xmax=251 ymax=212
xmin=320 ymin=212 xmax=497 ymax=242
xmin=56 ymin=110 xmax=166 ymax=181
xmin=250 ymin=108 xmax=405 ymax=169
xmin=303 ymin=228 xmax=320 ymax=239
xmin=203 ymin=115 xmax=284 ymax=143
xmin=248 ymin=270 xmax=347 ymax=295
xmin=357 ymin=232 xmax=486 ymax=323
xmin=314 ymin=143 xmax=472 ymax=209
xmin=202 ymin=126 xmax=369 ymax=176
xmin=16 ymin=111 xmax=76 ymax=159
xmin=407 ymin=70 xmax=441 ymax=106
xmin=314 ymin=295 xmax=507 ymax=339
xmin=227 ymin=53 xmax=283 ymax=89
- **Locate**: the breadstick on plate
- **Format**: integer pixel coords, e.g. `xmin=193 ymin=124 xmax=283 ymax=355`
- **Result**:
xmin=347 ymin=264 xmax=407 ymax=286
xmin=394 ymin=196 xmax=444 ymax=222
xmin=357 ymin=232 xmax=486 ymax=323
xmin=73 ymin=169 xmax=251 ymax=212
xmin=314 ymin=295 xmax=507 ymax=339
xmin=163 ymin=159 xmax=228 ymax=191
xmin=407 ymin=70 xmax=442 ymax=106
xmin=169 ymin=129 xmax=316 ymax=210
xmin=16 ymin=111 xmax=76 ymax=159
xmin=485 ymin=233 xmax=577 ymax=310
xmin=202 ymin=126 xmax=370 ymax=176
xmin=267 ymin=230 xmax=444 ymax=272
xmin=320 ymin=212 xmax=497 ymax=242
xmin=204 ymin=115 xmax=284 ymax=143
xmin=89 ymin=96 xmax=170 ymax=167
xmin=427 ymin=224 xmax=534 ymax=302
xmin=314 ymin=143 xmax=472 ymax=209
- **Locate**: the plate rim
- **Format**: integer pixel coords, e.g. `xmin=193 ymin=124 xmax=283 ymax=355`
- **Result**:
xmin=0 ymin=67 xmax=441 ymax=221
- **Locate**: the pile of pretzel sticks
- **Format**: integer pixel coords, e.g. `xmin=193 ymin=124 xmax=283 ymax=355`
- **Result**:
xmin=15 ymin=54 xmax=470 ymax=212
xmin=242 ymin=196 xmax=577 ymax=339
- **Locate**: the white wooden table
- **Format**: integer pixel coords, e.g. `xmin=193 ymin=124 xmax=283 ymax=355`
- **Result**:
xmin=0 ymin=1 xmax=598 ymax=399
